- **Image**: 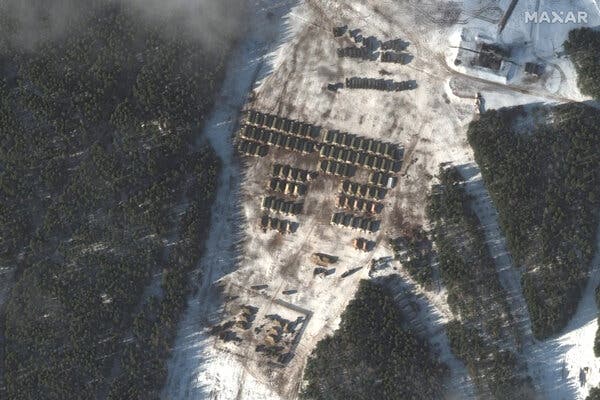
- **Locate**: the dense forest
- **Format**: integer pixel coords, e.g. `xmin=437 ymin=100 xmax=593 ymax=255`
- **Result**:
xmin=0 ymin=2 xmax=230 ymax=399
xmin=301 ymin=280 xmax=447 ymax=400
xmin=564 ymin=28 xmax=600 ymax=99
xmin=390 ymin=227 xmax=434 ymax=288
xmin=427 ymin=167 xmax=513 ymax=341
xmin=427 ymin=166 xmax=534 ymax=399
xmin=446 ymin=321 xmax=534 ymax=400
xmin=589 ymin=387 xmax=600 ymax=400
xmin=468 ymin=104 xmax=600 ymax=339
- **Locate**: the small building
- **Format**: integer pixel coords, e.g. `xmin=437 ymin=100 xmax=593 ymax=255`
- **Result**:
xmin=525 ymin=62 xmax=545 ymax=77
xmin=353 ymin=238 xmax=373 ymax=252
xmin=475 ymin=43 xmax=509 ymax=71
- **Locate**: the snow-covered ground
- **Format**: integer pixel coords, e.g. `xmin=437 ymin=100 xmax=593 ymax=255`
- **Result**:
xmin=163 ymin=0 xmax=479 ymax=397
xmin=161 ymin=1 xmax=298 ymax=399
xmin=162 ymin=0 xmax=600 ymax=399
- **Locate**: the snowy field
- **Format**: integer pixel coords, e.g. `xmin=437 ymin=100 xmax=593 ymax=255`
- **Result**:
xmin=162 ymin=0 xmax=600 ymax=399
xmin=162 ymin=1 xmax=299 ymax=399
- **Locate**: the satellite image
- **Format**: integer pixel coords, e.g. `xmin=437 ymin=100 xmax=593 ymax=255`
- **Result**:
xmin=1 ymin=0 xmax=600 ymax=399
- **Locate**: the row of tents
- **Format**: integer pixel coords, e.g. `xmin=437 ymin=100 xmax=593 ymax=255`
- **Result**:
xmin=331 ymin=212 xmax=381 ymax=233
xmin=348 ymin=28 xmax=379 ymax=50
xmin=380 ymin=37 xmax=412 ymax=66
xmin=268 ymin=178 xmax=308 ymax=197
xmin=241 ymin=125 xmax=316 ymax=154
xmin=333 ymin=26 xmax=370 ymax=45
xmin=381 ymin=52 xmax=412 ymax=64
xmin=336 ymin=46 xmax=375 ymax=60
xmin=319 ymin=144 xmax=401 ymax=173
xmin=336 ymin=194 xmax=383 ymax=215
xmin=245 ymin=110 xmax=321 ymax=139
xmin=370 ymin=171 xmax=396 ymax=188
xmin=319 ymin=160 xmax=356 ymax=178
xmin=272 ymin=164 xmax=316 ymax=183
xmin=262 ymin=196 xmax=304 ymax=216
xmin=238 ymin=139 xmax=269 ymax=157
xmin=381 ymin=38 xmax=409 ymax=52
xmin=333 ymin=27 xmax=411 ymax=64
xmin=260 ymin=215 xmax=297 ymax=234
xmin=336 ymin=27 xmax=409 ymax=51
xmin=323 ymin=130 xmax=403 ymax=160
xmin=353 ymin=237 xmax=374 ymax=252
xmin=334 ymin=25 xmax=407 ymax=52
xmin=345 ymin=77 xmax=417 ymax=92
xmin=340 ymin=180 xmax=387 ymax=200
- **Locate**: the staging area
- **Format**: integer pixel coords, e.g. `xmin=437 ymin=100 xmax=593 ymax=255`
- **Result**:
xmin=163 ymin=1 xmax=600 ymax=399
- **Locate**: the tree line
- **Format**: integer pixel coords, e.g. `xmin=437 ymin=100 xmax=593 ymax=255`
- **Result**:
xmin=564 ymin=28 xmax=600 ymax=99
xmin=0 ymin=2 xmax=228 ymax=398
xmin=427 ymin=166 xmax=535 ymax=399
xmin=468 ymin=104 xmax=600 ymax=339
xmin=301 ymin=280 xmax=447 ymax=400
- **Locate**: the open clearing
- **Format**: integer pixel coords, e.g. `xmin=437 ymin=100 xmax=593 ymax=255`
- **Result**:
xmin=163 ymin=0 xmax=600 ymax=399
